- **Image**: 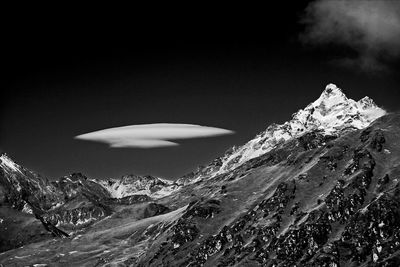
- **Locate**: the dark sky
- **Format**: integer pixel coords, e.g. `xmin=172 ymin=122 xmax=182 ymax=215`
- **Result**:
xmin=2 ymin=2 xmax=399 ymax=180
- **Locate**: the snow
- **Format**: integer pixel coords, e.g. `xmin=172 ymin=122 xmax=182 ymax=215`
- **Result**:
xmin=14 ymin=255 xmax=31 ymax=259
xmin=50 ymin=202 xmax=64 ymax=210
xmin=373 ymin=252 xmax=379 ymax=262
xmin=209 ymin=83 xmax=387 ymax=176
xmin=96 ymin=176 xmax=180 ymax=199
xmin=22 ymin=203 xmax=33 ymax=214
xmin=0 ymin=154 xmax=22 ymax=173
xmin=152 ymin=185 xmax=180 ymax=199
xmin=157 ymin=177 xmax=174 ymax=185
xmin=75 ymin=217 xmax=96 ymax=225
xmin=73 ymin=235 xmax=83 ymax=240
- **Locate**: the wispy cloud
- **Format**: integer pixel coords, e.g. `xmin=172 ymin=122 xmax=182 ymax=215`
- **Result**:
xmin=75 ymin=123 xmax=235 ymax=148
xmin=300 ymin=0 xmax=400 ymax=72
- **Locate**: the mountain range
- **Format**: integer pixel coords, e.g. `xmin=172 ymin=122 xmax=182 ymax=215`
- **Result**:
xmin=1 ymin=84 xmax=399 ymax=266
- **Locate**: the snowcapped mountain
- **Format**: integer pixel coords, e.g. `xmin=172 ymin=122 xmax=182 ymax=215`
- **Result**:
xmin=95 ymin=174 xmax=179 ymax=199
xmin=178 ymin=83 xmax=386 ymax=184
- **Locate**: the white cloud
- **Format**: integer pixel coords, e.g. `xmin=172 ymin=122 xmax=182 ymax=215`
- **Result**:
xmin=300 ymin=0 xmax=400 ymax=72
xmin=75 ymin=123 xmax=235 ymax=148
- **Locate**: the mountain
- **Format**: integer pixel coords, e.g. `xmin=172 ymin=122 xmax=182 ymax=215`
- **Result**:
xmin=1 ymin=84 xmax=399 ymax=266
xmin=0 ymin=155 xmax=172 ymax=252
xmin=177 ymin=83 xmax=386 ymax=185
xmin=95 ymin=174 xmax=179 ymax=199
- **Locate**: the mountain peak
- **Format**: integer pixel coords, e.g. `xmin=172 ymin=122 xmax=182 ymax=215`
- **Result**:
xmin=0 ymin=153 xmax=11 ymax=160
xmin=186 ymin=83 xmax=387 ymax=179
xmin=313 ymin=83 xmax=348 ymax=110
xmin=358 ymin=96 xmax=377 ymax=109
xmin=322 ymin=83 xmax=344 ymax=96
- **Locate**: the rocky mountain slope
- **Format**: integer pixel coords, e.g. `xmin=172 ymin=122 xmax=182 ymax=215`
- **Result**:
xmin=1 ymin=84 xmax=399 ymax=266
xmin=0 ymin=155 xmax=174 ymax=252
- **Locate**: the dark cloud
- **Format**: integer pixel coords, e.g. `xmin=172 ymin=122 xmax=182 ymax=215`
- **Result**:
xmin=300 ymin=0 xmax=400 ymax=72
xmin=75 ymin=124 xmax=234 ymax=148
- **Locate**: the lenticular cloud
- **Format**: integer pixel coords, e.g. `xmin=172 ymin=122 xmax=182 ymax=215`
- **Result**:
xmin=75 ymin=123 xmax=235 ymax=148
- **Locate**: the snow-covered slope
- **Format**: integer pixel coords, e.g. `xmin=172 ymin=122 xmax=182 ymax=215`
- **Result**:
xmin=0 ymin=154 xmax=23 ymax=174
xmin=178 ymin=83 xmax=386 ymax=184
xmin=218 ymin=83 xmax=386 ymax=172
xmin=96 ymin=175 xmax=179 ymax=199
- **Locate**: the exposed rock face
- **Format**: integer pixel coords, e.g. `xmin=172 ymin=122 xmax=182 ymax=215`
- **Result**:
xmin=53 ymin=173 xmax=112 ymax=200
xmin=43 ymin=205 xmax=107 ymax=228
xmin=1 ymin=84 xmax=399 ymax=267
xmin=0 ymin=156 xmax=175 ymax=249
xmin=0 ymin=154 xmax=64 ymax=211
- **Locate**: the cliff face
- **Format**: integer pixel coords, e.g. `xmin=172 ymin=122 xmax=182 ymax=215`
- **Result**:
xmin=0 ymin=154 xmax=64 ymax=211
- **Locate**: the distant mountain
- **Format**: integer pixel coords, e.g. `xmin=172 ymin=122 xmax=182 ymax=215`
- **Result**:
xmin=0 ymin=155 xmax=173 ymax=252
xmin=1 ymin=84 xmax=399 ymax=266
xmin=95 ymin=174 xmax=179 ymax=199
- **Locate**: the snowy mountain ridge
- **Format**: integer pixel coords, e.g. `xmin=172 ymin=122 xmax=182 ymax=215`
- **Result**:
xmin=217 ymin=83 xmax=386 ymax=174
xmin=95 ymin=174 xmax=179 ymax=199
xmin=0 ymin=154 xmax=23 ymax=175
xmin=179 ymin=83 xmax=387 ymax=184
xmin=1 ymin=153 xmax=178 ymax=201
